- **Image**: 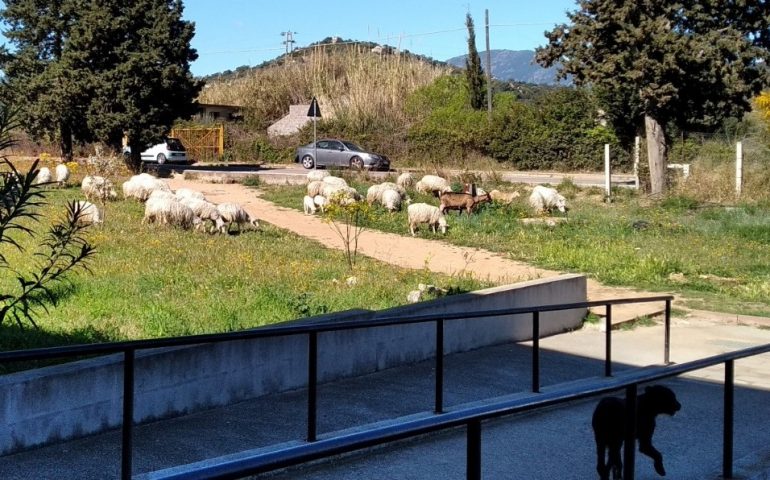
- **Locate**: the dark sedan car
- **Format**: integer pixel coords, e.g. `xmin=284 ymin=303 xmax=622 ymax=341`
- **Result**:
xmin=295 ymin=139 xmax=390 ymax=170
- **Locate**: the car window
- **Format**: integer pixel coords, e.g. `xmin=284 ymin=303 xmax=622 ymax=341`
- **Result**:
xmin=342 ymin=141 xmax=362 ymax=151
xmin=317 ymin=141 xmax=330 ymax=149
xmin=327 ymin=141 xmax=343 ymax=150
xmin=166 ymin=138 xmax=185 ymax=151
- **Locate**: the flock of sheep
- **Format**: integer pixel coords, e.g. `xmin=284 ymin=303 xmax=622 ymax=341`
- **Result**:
xmin=34 ymin=165 xmax=258 ymax=234
xmin=301 ymin=169 xmax=569 ymax=236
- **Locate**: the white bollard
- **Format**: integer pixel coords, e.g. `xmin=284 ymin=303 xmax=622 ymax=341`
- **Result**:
xmin=604 ymin=144 xmax=611 ymax=201
xmin=736 ymin=141 xmax=743 ymax=197
xmin=634 ymin=136 xmax=640 ymax=190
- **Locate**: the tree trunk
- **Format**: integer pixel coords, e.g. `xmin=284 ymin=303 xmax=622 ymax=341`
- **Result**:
xmin=644 ymin=114 xmax=668 ymax=196
xmin=59 ymin=122 xmax=73 ymax=163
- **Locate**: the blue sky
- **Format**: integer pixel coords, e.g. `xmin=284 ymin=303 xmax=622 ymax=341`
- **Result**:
xmin=185 ymin=0 xmax=576 ymax=77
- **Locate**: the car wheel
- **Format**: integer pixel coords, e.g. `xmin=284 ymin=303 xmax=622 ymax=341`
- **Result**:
xmin=301 ymin=154 xmax=315 ymax=169
xmin=350 ymin=156 xmax=364 ymax=169
xmin=157 ymin=153 xmax=167 ymax=165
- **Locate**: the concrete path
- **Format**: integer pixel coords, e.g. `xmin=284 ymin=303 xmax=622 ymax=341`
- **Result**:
xmin=1 ymin=314 xmax=769 ymax=479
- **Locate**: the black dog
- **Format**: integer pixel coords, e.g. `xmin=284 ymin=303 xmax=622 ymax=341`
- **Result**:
xmin=592 ymin=385 xmax=681 ymax=480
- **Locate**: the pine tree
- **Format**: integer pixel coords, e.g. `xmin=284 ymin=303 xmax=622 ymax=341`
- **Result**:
xmin=465 ymin=13 xmax=486 ymax=111
xmin=536 ymin=1 xmax=770 ymax=195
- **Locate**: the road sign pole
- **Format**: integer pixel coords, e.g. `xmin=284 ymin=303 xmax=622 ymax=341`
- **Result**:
xmin=313 ymin=116 xmax=317 ymax=170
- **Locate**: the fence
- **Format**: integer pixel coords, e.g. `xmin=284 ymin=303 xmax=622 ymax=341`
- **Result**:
xmin=170 ymin=126 xmax=224 ymax=162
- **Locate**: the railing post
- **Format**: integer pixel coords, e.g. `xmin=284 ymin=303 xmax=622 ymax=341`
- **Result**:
xmin=623 ymin=383 xmax=637 ymax=480
xmin=532 ymin=311 xmax=540 ymax=393
xmin=663 ymin=300 xmax=671 ymax=365
xmin=466 ymin=419 xmax=482 ymax=480
xmin=435 ymin=319 xmax=445 ymax=414
xmin=605 ymin=304 xmax=612 ymax=377
xmin=307 ymin=331 xmax=318 ymax=442
xmin=121 ymin=349 xmax=135 ymax=480
xmin=723 ymin=360 xmax=734 ymax=479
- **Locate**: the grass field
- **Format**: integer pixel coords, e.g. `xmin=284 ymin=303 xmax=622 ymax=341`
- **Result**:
xmin=0 ymin=182 xmax=488 ymax=353
xmin=261 ymin=176 xmax=770 ymax=317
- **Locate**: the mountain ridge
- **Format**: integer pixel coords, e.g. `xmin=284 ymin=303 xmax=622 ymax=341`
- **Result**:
xmin=446 ymin=49 xmax=567 ymax=85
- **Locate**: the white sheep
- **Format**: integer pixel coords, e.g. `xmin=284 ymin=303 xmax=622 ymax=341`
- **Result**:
xmin=179 ymin=197 xmax=226 ymax=233
xmin=73 ymin=200 xmax=103 ymax=226
xmin=307 ymin=170 xmax=329 ymax=182
xmin=143 ymin=197 xmax=200 ymax=230
xmin=122 ymin=173 xmax=171 ymax=201
xmin=321 ymin=184 xmax=361 ymax=203
xmin=81 ymin=175 xmax=118 ymax=201
xmin=366 ymin=182 xmax=407 ymax=205
xmin=321 ymin=176 xmax=348 ymax=188
xmin=313 ymin=194 xmax=327 ymax=213
xmin=396 ymin=171 xmax=414 ymax=190
xmin=217 ymin=202 xmax=259 ymax=233
xmin=407 ymin=203 xmax=448 ymax=236
xmin=528 ymin=185 xmax=568 ymax=214
xmin=307 ymin=180 xmax=324 ymax=197
xmin=489 ymin=189 xmax=521 ymax=205
xmin=415 ymin=175 xmax=451 ymax=196
xmin=147 ymin=189 xmax=177 ymax=202
xmin=175 ymin=188 xmax=206 ymax=201
xmin=35 ymin=167 xmax=52 ymax=185
xmin=55 ymin=163 xmax=70 ymax=186
xmin=381 ymin=188 xmax=402 ymax=212
xmin=303 ymin=195 xmax=317 ymax=215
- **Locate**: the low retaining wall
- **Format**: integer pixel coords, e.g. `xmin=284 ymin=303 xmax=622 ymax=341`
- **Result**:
xmin=0 ymin=274 xmax=586 ymax=455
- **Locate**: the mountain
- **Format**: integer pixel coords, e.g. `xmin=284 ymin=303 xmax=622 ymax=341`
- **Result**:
xmin=446 ymin=49 xmax=568 ymax=85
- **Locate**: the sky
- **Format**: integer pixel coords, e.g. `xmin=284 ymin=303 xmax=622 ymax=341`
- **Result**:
xmin=184 ymin=0 xmax=577 ymax=77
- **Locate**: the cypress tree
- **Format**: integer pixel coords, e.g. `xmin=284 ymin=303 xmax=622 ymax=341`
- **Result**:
xmin=465 ymin=13 xmax=486 ymax=110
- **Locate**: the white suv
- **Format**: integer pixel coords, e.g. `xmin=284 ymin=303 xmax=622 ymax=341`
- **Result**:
xmin=124 ymin=138 xmax=189 ymax=164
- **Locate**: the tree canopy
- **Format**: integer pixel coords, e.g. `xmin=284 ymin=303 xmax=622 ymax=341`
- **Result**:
xmin=0 ymin=0 xmax=202 ymax=171
xmin=536 ymin=0 xmax=770 ymax=195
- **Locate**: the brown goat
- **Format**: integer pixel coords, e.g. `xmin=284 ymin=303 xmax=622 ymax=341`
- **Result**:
xmin=439 ymin=191 xmax=491 ymax=215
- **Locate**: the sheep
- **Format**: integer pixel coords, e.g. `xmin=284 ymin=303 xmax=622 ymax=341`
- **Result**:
xmin=303 ymin=195 xmax=317 ymax=215
xmin=321 ymin=176 xmax=348 ymax=188
xmin=217 ymin=202 xmax=259 ymax=233
xmin=307 ymin=170 xmax=329 ymax=182
xmin=489 ymin=189 xmax=521 ymax=205
xmin=381 ymin=188 xmax=402 ymax=212
xmin=313 ymin=194 xmax=327 ymax=213
xmin=415 ymin=175 xmax=451 ymax=196
xmin=407 ymin=203 xmax=448 ymax=236
xmin=122 ymin=173 xmax=171 ymax=201
xmin=439 ymin=191 xmax=491 ymax=215
xmin=529 ymin=185 xmax=568 ymax=215
xmin=73 ymin=200 xmax=103 ymax=226
xmin=147 ymin=189 xmax=177 ymax=202
xmin=81 ymin=175 xmax=118 ymax=201
xmin=175 ymin=188 xmax=206 ymax=201
xmin=143 ymin=197 xmax=200 ymax=230
xmin=307 ymin=180 xmax=324 ymax=197
xmin=396 ymin=171 xmax=414 ymax=190
xmin=35 ymin=167 xmax=52 ymax=185
xmin=55 ymin=163 xmax=70 ymax=186
xmin=366 ymin=182 xmax=408 ymax=205
xmin=179 ymin=197 xmax=226 ymax=233
xmin=321 ymin=184 xmax=361 ymax=203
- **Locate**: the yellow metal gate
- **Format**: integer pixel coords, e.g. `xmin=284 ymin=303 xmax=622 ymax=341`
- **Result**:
xmin=170 ymin=125 xmax=224 ymax=162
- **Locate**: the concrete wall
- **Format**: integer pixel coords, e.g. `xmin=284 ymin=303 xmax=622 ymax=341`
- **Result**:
xmin=0 ymin=274 xmax=585 ymax=455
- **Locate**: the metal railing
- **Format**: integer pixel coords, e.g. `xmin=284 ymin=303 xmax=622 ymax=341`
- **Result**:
xmin=0 ymin=295 xmax=673 ymax=479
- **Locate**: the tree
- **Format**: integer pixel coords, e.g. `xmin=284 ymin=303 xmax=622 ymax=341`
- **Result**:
xmin=536 ymin=1 xmax=770 ymax=195
xmin=465 ymin=13 xmax=486 ymax=110
xmin=322 ymin=195 xmax=372 ymax=271
xmin=0 ymin=101 xmax=96 ymax=327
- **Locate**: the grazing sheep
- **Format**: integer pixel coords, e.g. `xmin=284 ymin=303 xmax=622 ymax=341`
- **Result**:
xmin=217 ymin=202 xmax=259 ymax=233
xmin=73 ymin=200 xmax=103 ymax=226
xmin=381 ymin=188 xmax=402 ymax=212
xmin=321 ymin=176 xmax=348 ymax=188
xmin=396 ymin=171 xmax=414 ymax=189
xmin=303 ymin=195 xmax=317 ymax=215
xmin=81 ymin=175 xmax=118 ymax=201
xmin=55 ymin=163 xmax=70 ymax=186
xmin=367 ymin=182 xmax=407 ymax=205
xmin=439 ymin=191 xmax=491 ymax=215
xmin=415 ymin=175 xmax=451 ymax=196
xmin=322 ymin=184 xmax=361 ymax=203
xmin=307 ymin=180 xmax=324 ymax=197
xmin=307 ymin=170 xmax=329 ymax=182
xmin=143 ymin=197 xmax=200 ymax=230
xmin=122 ymin=173 xmax=171 ymax=201
xmin=147 ymin=189 xmax=177 ymax=202
xmin=529 ymin=185 xmax=568 ymax=215
xmin=313 ymin=195 xmax=327 ymax=213
xmin=179 ymin=197 xmax=226 ymax=233
xmin=489 ymin=189 xmax=521 ymax=205
xmin=175 ymin=188 xmax=206 ymax=201
xmin=407 ymin=203 xmax=448 ymax=236
xmin=35 ymin=167 xmax=52 ymax=185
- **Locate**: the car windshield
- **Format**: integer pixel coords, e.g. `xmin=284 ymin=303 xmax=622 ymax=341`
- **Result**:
xmin=166 ymin=138 xmax=185 ymax=151
xmin=342 ymin=141 xmax=362 ymax=151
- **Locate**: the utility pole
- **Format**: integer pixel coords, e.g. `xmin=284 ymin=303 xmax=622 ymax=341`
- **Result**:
xmin=485 ymin=9 xmax=492 ymax=120
xmin=280 ymin=30 xmax=297 ymax=57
